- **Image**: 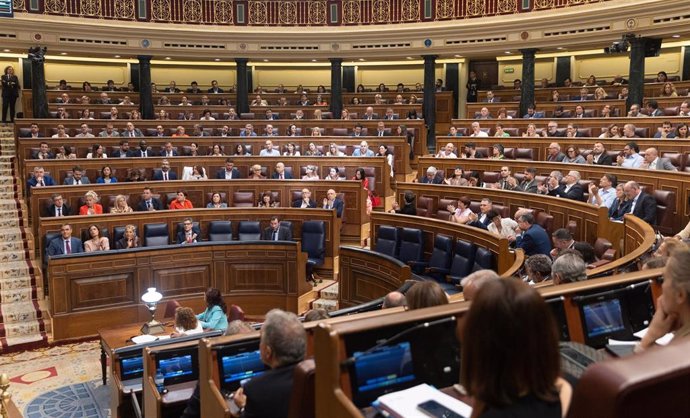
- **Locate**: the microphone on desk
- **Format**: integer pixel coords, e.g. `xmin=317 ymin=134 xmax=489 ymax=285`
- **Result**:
xmin=340 ymin=316 xmax=456 ymax=368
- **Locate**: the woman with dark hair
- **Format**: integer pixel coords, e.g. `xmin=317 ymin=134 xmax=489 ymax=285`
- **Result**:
xmin=356 ymin=84 xmax=365 ymax=93
xmin=406 ymin=281 xmax=448 ymax=310
xmin=196 ymin=288 xmax=228 ymax=331
xmin=676 ymin=123 xmax=688 ymax=139
xmin=390 ymin=190 xmax=417 ymax=215
xmin=84 ymin=224 xmax=110 ymax=252
xmin=96 ymin=166 xmax=117 ymax=183
xmin=257 ymin=191 xmax=278 ymax=208
xmin=461 ymin=279 xmax=571 ymax=418
xmin=448 ymin=196 xmax=472 ymax=224
xmin=82 ymin=81 xmax=93 ymax=91
xmin=234 ymin=144 xmax=249 ymax=156
xmin=169 ymin=190 xmax=193 ymax=210
xmin=207 ymin=192 xmax=227 ymax=208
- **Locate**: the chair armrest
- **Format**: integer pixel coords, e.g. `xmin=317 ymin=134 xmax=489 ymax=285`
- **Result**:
xmin=426 ymin=267 xmax=450 ymax=276
xmin=587 ymin=259 xmax=611 ymax=269
xmin=602 ymin=249 xmax=616 ymax=261
xmin=408 ymin=260 xmax=429 ymax=274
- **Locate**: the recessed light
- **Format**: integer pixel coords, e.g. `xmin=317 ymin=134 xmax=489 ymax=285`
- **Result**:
xmin=454 ymin=54 xmax=461 ymax=58
xmin=672 ymin=34 xmax=680 ymax=38
xmin=406 ymin=56 xmax=413 ymax=60
xmin=2 ymin=49 xmax=10 ymax=52
xmin=114 ymin=55 xmax=121 ymax=58
xmin=60 ymin=52 xmax=68 ymax=55
xmin=359 ymin=58 xmax=365 ymax=61
xmin=311 ymin=59 xmax=317 ymax=62
xmin=263 ymin=59 xmax=269 ymax=62
xmin=556 ymin=47 xmax=564 ymax=50
xmin=164 ymin=57 xmax=171 ymax=60
xmin=214 ymin=58 xmax=221 ymax=62
xmin=504 ymin=51 xmax=511 ymax=54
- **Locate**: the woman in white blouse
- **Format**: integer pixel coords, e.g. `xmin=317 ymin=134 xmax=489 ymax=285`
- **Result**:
xmin=448 ymin=196 xmax=473 ymax=224
xmin=486 ymin=210 xmax=519 ymax=240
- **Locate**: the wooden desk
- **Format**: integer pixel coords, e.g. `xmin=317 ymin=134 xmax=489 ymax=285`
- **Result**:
xmin=48 ymin=240 xmax=309 ymax=340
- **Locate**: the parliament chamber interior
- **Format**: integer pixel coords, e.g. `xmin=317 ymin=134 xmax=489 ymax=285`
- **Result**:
xmin=1 ymin=0 xmax=690 ymax=417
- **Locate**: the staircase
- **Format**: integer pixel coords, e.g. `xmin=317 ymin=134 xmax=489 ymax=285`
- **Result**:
xmin=0 ymin=126 xmax=48 ymax=352
xmin=311 ymin=282 xmax=339 ymax=312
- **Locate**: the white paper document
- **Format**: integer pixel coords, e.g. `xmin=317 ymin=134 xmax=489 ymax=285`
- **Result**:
xmin=375 ymin=383 xmax=472 ymax=418
xmin=633 ymin=327 xmax=674 ymax=346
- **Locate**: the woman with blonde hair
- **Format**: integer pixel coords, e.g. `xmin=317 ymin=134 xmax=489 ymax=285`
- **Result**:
xmin=594 ymin=87 xmax=609 ymax=100
xmin=79 ymin=190 xmax=103 ymax=215
xmin=172 ymin=306 xmax=203 ymax=337
xmin=116 ymin=224 xmax=139 ymax=249
xmin=311 ymin=127 xmax=322 ymax=137
xmin=302 ymin=165 xmax=320 ymax=180
xmin=660 ymin=82 xmax=678 ymax=97
xmin=110 ymin=195 xmax=133 ymax=214
xmin=247 ymin=164 xmax=264 ymax=180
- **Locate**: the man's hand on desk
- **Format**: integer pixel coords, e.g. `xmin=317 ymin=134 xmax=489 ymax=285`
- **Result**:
xmin=231 ymin=387 xmax=246 ymax=417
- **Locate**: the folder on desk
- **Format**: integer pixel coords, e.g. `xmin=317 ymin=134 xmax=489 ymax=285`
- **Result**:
xmin=374 ymin=383 xmax=472 ymax=418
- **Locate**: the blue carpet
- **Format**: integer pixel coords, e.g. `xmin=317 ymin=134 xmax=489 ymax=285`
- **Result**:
xmin=24 ymin=380 xmax=110 ymax=418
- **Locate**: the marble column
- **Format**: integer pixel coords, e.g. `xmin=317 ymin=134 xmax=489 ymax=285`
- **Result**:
xmin=329 ymin=58 xmax=343 ymax=119
xmin=519 ymin=48 xmax=538 ymax=118
xmin=236 ymin=58 xmax=250 ymax=114
xmin=137 ymin=55 xmax=154 ymax=119
xmin=423 ymin=55 xmax=437 ymax=152
xmin=627 ymin=37 xmax=646 ymax=112
xmin=28 ymin=46 xmax=49 ymax=119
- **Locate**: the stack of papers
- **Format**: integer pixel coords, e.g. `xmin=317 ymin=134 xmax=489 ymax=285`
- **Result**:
xmin=374 ymin=383 xmax=472 ymax=418
xmin=633 ymin=327 xmax=674 ymax=346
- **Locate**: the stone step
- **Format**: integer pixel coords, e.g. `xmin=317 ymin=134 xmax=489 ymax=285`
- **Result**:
xmin=320 ymin=282 xmax=339 ymax=300
xmin=0 ymin=250 xmax=28 ymax=263
xmin=311 ymin=298 xmax=338 ymax=312
xmin=0 ymin=288 xmax=35 ymax=304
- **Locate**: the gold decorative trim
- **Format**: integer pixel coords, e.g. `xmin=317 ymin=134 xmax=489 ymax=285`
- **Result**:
xmin=372 ymin=0 xmax=390 ymax=23
xmin=342 ymin=0 xmax=360 ymax=24
xmin=466 ymin=0 xmax=485 ymax=16
xmin=44 ymin=0 xmax=66 ymax=14
xmin=534 ymin=0 xmax=554 ymax=9
xmin=183 ymin=0 xmax=202 ymax=22
xmin=248 ymin=1 xmax=267 ymax=24
xmin=113 ymin=0 xmax=135 ymax=19
xmin=80 ymin=0 xmax=102 ymax=16
xmin=278 ymin=1 xmax=297 ymax=25
xmin=307 ymin=0 xmax=326 ymax=25
xmin=436 ymin=0 xmax=454 ymax=19
xmin=214 ymin=0 xmax=234 ymax=23
xmin=401 ymin=0 xmax=419 ymax=21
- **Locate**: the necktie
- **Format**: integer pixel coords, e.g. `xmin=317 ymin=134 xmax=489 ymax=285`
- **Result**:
xmin=280 ymin=174 xmax=284 ymax=180
xmin=39 ymin=180 xmax=44 ymax=186
xmin=146 ymin=201 xmax=151 ymax=209
xmin=65 ymin=240 xmax=71 ymax=254
xmin=379 ymin=132 xmax=383 ymax=137
xmin=273 ymin=230 xmax=278 ymax=241
xmin=143 ymin=151 xmax=147 ymax=157
xmin=76 ymin=179 xmax=81 ymax=185
xmin=163 ymin=172 xmax=168 ymax=181
xmin=57 ymin=207 xmax=62 ymax=216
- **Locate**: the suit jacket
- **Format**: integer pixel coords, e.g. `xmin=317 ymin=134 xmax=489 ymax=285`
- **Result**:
xmin=207 ymin=87 xmax=224 ymax=93
xmin=63 ymin=176 xmax=91 ymax=185
xmin=159 ymin=150 xmax=179 ymax=157
xmin=136 ymin=198 xmax=163 ymax=211
xmin=47 ymin=203 xmax=72 ymax=217
xmin=1 ymin=75 xmax=20 ymax=99
xmin=591 ymin=153 xmax=613 ymax=166
xmin=518 ymin=179 xmax=538 ymax=194
xmin=100 ymin=131 xmax=120 ymax=138
xmin=482 ymin=97 xmax=501 ymax=103
xmin=122 ymin=129 xmax=143 ymax=138
xmin=608 ymin=198 xmax=632 ymax=221
xmin=32 ymin=151 xmax=55 ymax=159
xmin=515 ymin=224 xmax=551 ymax=257
xmin=27 ymin=175 xmax=56 ymax=188
xmin=271 ymin=172 xmax=293 ymax=180
xmin=324 ymin=198 xmax=344 ymax=218
xmin=649 ymin=158 xmax=677 ymax=171
xmin=152 ymin=170 xmax=178 ymax=181
xmin=177 ymin=226 xmax=202 ymax=244
xmin=548 ymin=183 xmax=585 ymax=201
xmin=630 ymin=192 xmax=657 ymax=224
xmin=110 ymin=149 xmax=129 ymax=158
xmin=216 ymin=168 xmax=242 ymax=179
xmin=292 ymin=199 xmax=317 ymax=209
xmin=261 ymin=226 xmax=293 ymax=241
xmin=420 ymin=175 xmax=443 ymax=184
xmin=47 ymin=237 xmax=84 ymax=256
xmin=127 ymin=148 xmax=152 ymax=158
xmin=242 ymin=364 xmax=296 ymax=418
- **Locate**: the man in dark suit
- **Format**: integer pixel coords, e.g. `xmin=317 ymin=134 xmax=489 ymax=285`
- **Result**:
xmin=271 ymin=162 xmax=293 ymax=179
xmin=127 ymin=140 xmax=151 ymax=157
xmin=548 ymin=170 xmax=585 ymax=202
xmin=47 ymin=224 xmax=84 ymax=256
xmin=111 ymin=139 xmax=130 ymax=158
xmin=159 ymin=142 xmax=179 ymax=157
xmin=482 ymin=91 xmax=500 ymax=103
xmin=47 ymin=193 xmax=72 ymax=217
xmin=587 ymin=142 xmax=613 ymax=165
xmin=322 ymin=189 xmax=344 ymax=218
xmin=264 ymin=109 xmax=279 ymax=120
xmin=33 ymin=142 xmax=55 ymax=159
xmin=216 ymin=159 xmax=241 ymax=180
xmin=232 ymin=309 xmax=306 ymax=418
xmin=27 ymin=166 xmax=56 ymax=190
xmin=466 ymin=198 xmax=494 ymax=230
xmin=383 ymin=108 xmax=399 ymax=120
xmin=420 ymin=166 xmax=443 ymax=184
xmin=207 ymin=80 xmax=224 ymax=93
xmin=177 ymin=218 xmax=201 ymax=244
xmin=152 ymin=160 xmax=178 ymax=181
xmin=136 ymin=187 xmax=163 ymax=211
xmin=292 ymin=188 xmax=317 ymax=208
xmin=63 ymin=166 xmax=91 ymax=185
xmin=164 ymin=81 xmax=180 ymax=93
xmin=624 ymin=181 xmax=657 ymax=225
xmin=515 ymin=213 xmax=551 ymax=257
xmin=261 ymin=217 xmax=293 ymax=241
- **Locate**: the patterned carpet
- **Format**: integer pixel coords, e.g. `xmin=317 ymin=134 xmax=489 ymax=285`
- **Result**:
xmin=0 ymin=127 xmax=48 ymax=351
xmin=0 ymin=341 xmax=107 ymax=416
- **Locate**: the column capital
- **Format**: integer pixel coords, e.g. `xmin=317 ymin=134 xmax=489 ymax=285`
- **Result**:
xmin=519 ymin=48 xmax=539 ymax=56
xmin=421 ymin=54 xmax=438 ymax=61
xmin=235 ymin=58 xmax=249 ymax=65
xmin=136 ymin=55 xmax=153 ymax=62
xmin=329 ymin=58 xmax=343 ymax=64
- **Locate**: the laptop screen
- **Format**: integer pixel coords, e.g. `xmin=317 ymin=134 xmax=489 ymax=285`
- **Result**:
xmin=582 ymin=298 xmax=626 ymax=339
xmin=219 ymin=350 xmax=267 ymax=390
xmin=352 ymin=342 xmax=416 ymax=394
xmin=120 ymin=355 xmax=144 ymax=381
xmin=157 ymin=353 xmax=196 ymax=385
